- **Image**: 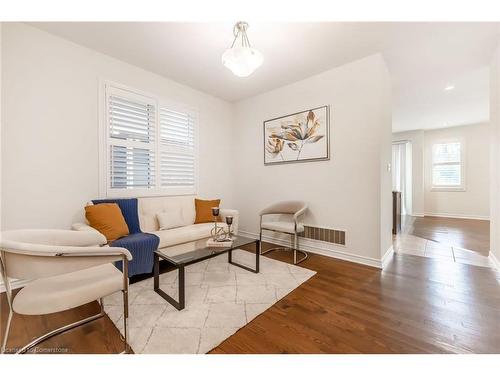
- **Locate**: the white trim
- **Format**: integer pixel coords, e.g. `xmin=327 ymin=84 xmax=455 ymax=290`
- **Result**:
xmin=381 ymin=245 xmax=394 ymax=269
xmin=430 ymin=139 xmax=466 ymax=191
xmin=240 ymin=230 xmax=384 ymax=269
xmin=98 ymin=79 xmax=199 ymax=199
xmin=424 ymin=213 xmax=490 ymax=221
xmin=411 ymin=213 xmax=425 ymax=217
xmin=0 ymin=278 xmax=29 ymax=293
xmin=489 ymin=252 xmax=500 ymax=271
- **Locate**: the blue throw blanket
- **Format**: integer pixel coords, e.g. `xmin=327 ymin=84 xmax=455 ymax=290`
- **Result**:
xmin=110 ymin=232 xmax=160 ymax=276
xmin=92 ymin=198 xmax=160 ymax=277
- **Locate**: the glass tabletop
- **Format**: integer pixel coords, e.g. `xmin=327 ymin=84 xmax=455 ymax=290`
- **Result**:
xmin=155 ymin=235 xmax=258 ymax=266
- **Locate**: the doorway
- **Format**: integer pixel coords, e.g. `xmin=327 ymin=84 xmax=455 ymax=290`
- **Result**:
xmin=392 ymin=141 xmax=412 ymax=217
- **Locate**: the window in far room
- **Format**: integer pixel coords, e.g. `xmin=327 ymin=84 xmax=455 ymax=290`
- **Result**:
xmin=100 ymin=83 xmax=198 ymax=198
xmin=431 ymin=141 xmax=464 ymax=191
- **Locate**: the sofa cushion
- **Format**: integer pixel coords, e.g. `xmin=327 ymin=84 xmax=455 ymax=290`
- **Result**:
xmin=157 ymin=208 xmax=184 ymax=230
xmin=194 ymin=198 xmax=221 ymax=224
xmin=151 ymin=223 xmax=216 ymax=248
xmin=85 ymin=203 xmax=129 ymax=241
xmin=92 ymin=198 xmax=141 ymax=234
xmin=138 ymin=196 xmax=196 ymax=232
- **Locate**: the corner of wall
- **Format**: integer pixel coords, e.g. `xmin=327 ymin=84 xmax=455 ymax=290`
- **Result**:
xmin=377 ymin=55 xmax=393 ymax=260
xmin=490 ymin=41 xmax=500 ymax=260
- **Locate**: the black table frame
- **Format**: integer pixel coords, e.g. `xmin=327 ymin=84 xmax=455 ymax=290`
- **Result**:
xmin=154 ymin=239 xmax=260 ymax=310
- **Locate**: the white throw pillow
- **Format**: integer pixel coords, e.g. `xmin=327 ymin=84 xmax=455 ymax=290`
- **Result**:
xmin=157 ymin=209 xmax=184 ymax=230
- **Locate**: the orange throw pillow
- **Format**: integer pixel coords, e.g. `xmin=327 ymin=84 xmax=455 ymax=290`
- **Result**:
xmin=85 ymin=203 xmax=129 ymax=241
xmin=195 ymin=199 xmax=221 ymax=224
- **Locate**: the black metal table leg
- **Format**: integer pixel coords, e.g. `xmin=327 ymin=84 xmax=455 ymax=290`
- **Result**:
xmin=154 ymin=261 xmax=185 ymax=310
xmin=228 ymin=240 xmax=260 ymax=273
xmin=153 ymin=253 xmax=159 ymax=289
xmin=255 ymin=239 xmax=260 ymax=273
xmin=178 ymin=265 xmax=185 ymax=310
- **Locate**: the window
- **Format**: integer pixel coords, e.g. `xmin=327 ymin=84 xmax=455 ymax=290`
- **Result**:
xmin=431 ymin=142 xmax=464 ymax=190
xmin=101 ymin=83 xmax=198 ymax=197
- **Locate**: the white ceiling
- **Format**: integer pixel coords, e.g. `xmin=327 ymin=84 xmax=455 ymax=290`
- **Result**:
xmin=31 ymin=22 xmax=500 ymax=132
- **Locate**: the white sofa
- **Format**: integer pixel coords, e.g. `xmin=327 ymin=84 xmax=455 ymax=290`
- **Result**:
xmin=73 ymin=196 xmax=239 ymax=256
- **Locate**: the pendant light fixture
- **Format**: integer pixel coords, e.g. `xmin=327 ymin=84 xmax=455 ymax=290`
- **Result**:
xmin=222 ymin=21 xmax=263 ymax=77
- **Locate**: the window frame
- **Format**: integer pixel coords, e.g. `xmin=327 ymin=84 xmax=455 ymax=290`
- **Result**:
xmin=430 ymin=139 xmax=466 ymax=192
xmin=99 ymin=80 xmax=199 ymax=198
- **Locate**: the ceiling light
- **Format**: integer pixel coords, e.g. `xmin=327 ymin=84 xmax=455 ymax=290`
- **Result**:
xmin=444 ymin=85 xmax=455 ymax=91
xmin=222 ymin=22 xmax=263 ymax=77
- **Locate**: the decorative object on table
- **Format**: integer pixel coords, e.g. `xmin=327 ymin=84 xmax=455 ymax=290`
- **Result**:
xmin=225 ymin=215 xmax=234 ymax=239
xmin=206 ymin=238 xmax=234 ymax=248
xmin=264 ymin=105 xmax=330 ymax=165
xmin=210 ymin=207 xmax=234 ymax=242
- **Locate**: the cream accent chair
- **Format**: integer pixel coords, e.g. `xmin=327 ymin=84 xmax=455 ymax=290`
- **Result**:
xmin=259 ymin=200 xmax=308 ymax=265
xmin=0 ymin=229 xmax=132 ymax=354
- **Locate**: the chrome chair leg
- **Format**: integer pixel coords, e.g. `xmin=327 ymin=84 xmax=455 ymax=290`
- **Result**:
xmin=259 ymin=227 xmax=308 ymax=264
xmin=293 ymin=232 xmax=308 ymax=265
xmin=259 ymin=228 xmax=263 ymax=255
xmin=293 ymin=233 xmax=297 ymax=264
xmin=16 ymin=311 xmax=105 ymax=354
xmin=1 ymin=309 xmax=13 ymax=354
xmin=122 ymin=288 xmax=129 ymax=354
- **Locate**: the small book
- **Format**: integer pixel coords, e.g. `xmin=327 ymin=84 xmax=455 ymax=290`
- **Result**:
xmin=206 ymin=238 xmax=233 ymax=248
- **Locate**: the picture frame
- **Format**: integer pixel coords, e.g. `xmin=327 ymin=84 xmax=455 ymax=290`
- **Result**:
xmin=263 ymin=105 xmax=330 ymax=165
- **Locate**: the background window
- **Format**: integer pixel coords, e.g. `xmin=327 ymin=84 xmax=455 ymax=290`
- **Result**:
xmin=431 ymin=142 xmax=464 ymax=190
xmin=101 ymin=83 xmax=198 ymax=197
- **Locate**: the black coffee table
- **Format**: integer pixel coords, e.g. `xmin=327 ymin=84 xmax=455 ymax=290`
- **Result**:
xmin=153 ymin=236 xmax=260 ymax=310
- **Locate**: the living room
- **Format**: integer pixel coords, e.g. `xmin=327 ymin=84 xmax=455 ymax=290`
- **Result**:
xmin=1 ymin=0 xmax=500 ymax=372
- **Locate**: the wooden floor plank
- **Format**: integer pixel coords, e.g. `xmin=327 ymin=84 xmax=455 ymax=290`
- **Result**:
xmin=1 ymin=241 xmax=500 ymax=354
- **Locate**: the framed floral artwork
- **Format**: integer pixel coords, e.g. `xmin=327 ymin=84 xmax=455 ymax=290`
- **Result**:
xmin=263 ymin=105 xmax=330 ymax=165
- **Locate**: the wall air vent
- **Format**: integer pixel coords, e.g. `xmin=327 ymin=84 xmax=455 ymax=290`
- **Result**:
xmin=299 ymin=225 xmax=346 ymax=246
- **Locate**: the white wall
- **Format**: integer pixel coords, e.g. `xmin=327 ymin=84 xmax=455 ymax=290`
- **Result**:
xmin=490 ymin=42 xmax=500 ymax=264
xmin=233 ymin=54 xmax=393 ymax=266
xmin=393 ymin=124 xmax=490 ymax=220
xmin=1 ymin=23 xmax=235 ymax=230
xmin=0 ymin=22 xmax=2 ymax=230
xmin=424 ymin=123 xmax=490 ymax=219
xmin=392 ymin=130 xmax=425 ymax=216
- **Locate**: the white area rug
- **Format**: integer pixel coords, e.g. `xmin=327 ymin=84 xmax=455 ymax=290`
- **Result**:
xmin=103 ymin=249 xmax=316 ymax=353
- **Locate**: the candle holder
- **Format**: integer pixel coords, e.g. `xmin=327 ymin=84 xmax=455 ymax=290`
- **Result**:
xmin=225 ymin=215 xmax=234 ymax=239
xmin=210 ymin=207 xmax=234 ymax=242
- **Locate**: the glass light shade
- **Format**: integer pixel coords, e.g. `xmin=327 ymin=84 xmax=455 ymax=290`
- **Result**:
xmin=222 ymin=46 xmax=264 ymax=77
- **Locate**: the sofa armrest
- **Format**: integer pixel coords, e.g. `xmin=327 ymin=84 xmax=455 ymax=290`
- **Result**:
xmin=219 ymin=209 xmax=239 ymax=235
xmin=72 ymin=222 xmax=100 ymax=234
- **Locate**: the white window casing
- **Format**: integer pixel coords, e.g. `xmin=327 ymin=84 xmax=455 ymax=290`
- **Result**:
xmin=431 ymin=141 xmax=465 ymax=191
xmin=99 ymin=82 xmax=198 ymax=198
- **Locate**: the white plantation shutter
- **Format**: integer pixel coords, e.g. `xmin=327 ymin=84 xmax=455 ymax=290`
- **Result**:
xmin=109 ymin=96 xmax=156 ymax=143
xmin=101 ymin=83 xmax=198 ymax=197
xmin=106 ymin=86 xmax=156 ymax=192
xmin=110 ymin=146 xmax=155 ymax=189
xmin=159 ymin=107 xmax=196 ymax=192
xmin=432 ymin=142 xmax=464 ymax=189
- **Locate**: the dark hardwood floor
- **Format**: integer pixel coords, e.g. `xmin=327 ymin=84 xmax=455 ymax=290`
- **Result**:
xmin=406 ymin=216 xmax=490 ymax=255
xmin=2 ymin=241 xmax=500 ymax=354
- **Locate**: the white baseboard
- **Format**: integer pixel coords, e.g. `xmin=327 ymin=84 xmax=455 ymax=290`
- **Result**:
xmin=411 ymin=213 xmax=425 ymax=217
xmin=489 ymin=252 xmax=500 ymax=271
xmin=240 ymin=230 xmax=386 ymax=269
xmin=424 ymin=213 xmax=490 ymax=221
xmin=381 ymin=245 xmax=394 ymax=269
xmin=0 ymin=278 xmax=30 ymax=293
